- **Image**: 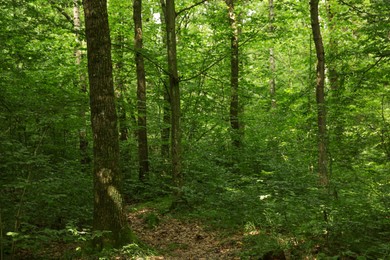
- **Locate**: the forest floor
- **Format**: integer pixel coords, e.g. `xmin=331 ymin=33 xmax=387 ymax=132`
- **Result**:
xmin=127 ymin=207 xmax=244 ymax=259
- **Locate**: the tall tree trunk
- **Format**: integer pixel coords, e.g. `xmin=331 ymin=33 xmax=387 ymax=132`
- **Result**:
xmin=159 ymin=7 xmax=171 ymax=160
xmin=162 ymin=0 xmax=183 ymax=203
xmin=326 ymin=0 xmax=342 ymax=176
xmin=83 ymin=0 xmax=131 ymax=248
xmin=226 ymin=0 xmax=241 ymax=148
xmin=113 ymin=30 xmax=129 ymax=142
xmin=133 ymin=0 xmax=149 ymax=181
xmin=269 ymin=0 xmax=276 ymax=108
xmin=327 ymin=0 xmax=339 ymax=91
xmin=310 ymin=0 xmax=328 ymax=186
xmin=162 ymin=87 xmax=171 ymax=158
xmin=73 ymin=0 xmax=90 ymax=167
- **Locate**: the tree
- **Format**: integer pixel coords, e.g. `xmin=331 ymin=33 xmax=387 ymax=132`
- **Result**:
xmin=310 ymin=0 xmax=328 ymax=186
xmin=269 ymin=0 xmax=276 ymax=108
xmin=156 ymin=5 xmax=171 ymax=160
xmin=83 ymin=0 xmax=131 ymax=248
xmin=226 ymin=0 xmax=242 ymax=148
xmin=73 ymin=0 xmax=90 ymax=167
xmin=134 ymin=0 xmax=150 ymax=181
xmin=161 ymin=0 xmax=183 ymax=203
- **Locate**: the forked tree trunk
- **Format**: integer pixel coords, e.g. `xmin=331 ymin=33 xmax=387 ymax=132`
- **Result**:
xmin=310 ymin=0 xmax=328 ymax=186
xmin=83 ymin=0 xmax=131 ymax=248
xmin=133 ymin=0 xmax=149 ymax=181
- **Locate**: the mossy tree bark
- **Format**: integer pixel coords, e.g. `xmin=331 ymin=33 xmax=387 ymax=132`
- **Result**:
xmin=83 ymin=0 xmax=132 ymax=248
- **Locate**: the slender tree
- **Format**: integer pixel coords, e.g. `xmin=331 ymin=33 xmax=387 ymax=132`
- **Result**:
xmin=327 ymin=5 xmax=339 ymax=91
xmin=115 ymin=33 xmax=129 ymax=142
xmin=73 ymin=0 xmax=89 ymax=167
xmin=310 ymin=0 xmax=328 ymax=186
xmin=269 ymin=0 xmax=276 ymax=108
xmin=161 ymin=0 xmax=183 ymax=202
xmin=83 ymin=0 xmax=131 ymax=248
xmin=161 ymin=87 xmax=171 ymax=158
xmin=133 ymin=0 xmax=149 ymax=181
xmin=326 ymin=0 xmax=345 ymax=175
xmin=226 ymin=0 xmax=241 ymax=148
xmin=158 ymin=8 xmax=171 ymax=160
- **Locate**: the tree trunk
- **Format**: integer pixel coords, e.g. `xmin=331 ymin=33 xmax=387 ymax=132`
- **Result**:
xmin=327 ymin=1 xmax=339 ymax=91
xmin=133 ymin=0 xmax=149 ymax=181
xmin=226 ymin=0 xmax=241 ymax=148
xmin=73 ymin=0 xmax=90 ymax=167
xmin=83 ymin=0 xmax=131 ymax=248
xmin=162 ymin=0 xmax=183 ymax=202
xmin=310 ymin=0 xmax=328 ymax=186
xmin=159 ymin=4 xmax=171 ymax=160
xmin=269 ymin=0 xmax=276 ymax=108
xmin=114 ymin=32 xmax=129 ymax=142
xmin=326 ymin=0 xmax=344 ymax=176
xmin=162 ymin=88 xmax=171 ymax=158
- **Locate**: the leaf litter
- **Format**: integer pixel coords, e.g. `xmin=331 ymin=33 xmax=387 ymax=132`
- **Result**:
xmin=127 ymin=208 xmax=243 ymax=259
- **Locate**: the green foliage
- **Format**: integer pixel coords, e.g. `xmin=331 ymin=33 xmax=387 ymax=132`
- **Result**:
xmin=0 ymin=0 xmax=389 ymax=258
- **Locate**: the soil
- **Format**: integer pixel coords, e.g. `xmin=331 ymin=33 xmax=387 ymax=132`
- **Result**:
xmin=127 ymin=208 xmax=243 ymax=259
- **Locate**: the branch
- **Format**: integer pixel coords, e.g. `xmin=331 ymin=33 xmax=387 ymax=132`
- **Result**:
xmin=356 ymin=56 xmax=385 ymax=87
xmin=180 ymin=53 xmax=228 ymax=82
xmin=337 ymin=0 xmax=374 ymax=18
xmin=160 ymin=0 xmax=166 ymax=21
xmin=176 ymin=0 xmax=208 ymax=17
xmin=195 ymin=123 xmax=218 ymax=143
xmin=48 ymin=0 xmax=83 ymax=37
xmin=112 ymin=42 xmax=170 ymax=77
xmin=48 ymin=1 xmax=74 ymax=26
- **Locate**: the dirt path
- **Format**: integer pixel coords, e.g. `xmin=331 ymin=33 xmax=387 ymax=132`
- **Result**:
xmin=127 ymin=209 xmax=243 ymax=259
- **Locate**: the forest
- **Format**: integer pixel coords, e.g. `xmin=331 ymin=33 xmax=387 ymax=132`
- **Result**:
xmin=0 ymin=0 xmax=389 ymax=259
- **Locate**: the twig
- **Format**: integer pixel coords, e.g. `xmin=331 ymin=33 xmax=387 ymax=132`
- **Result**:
xmin=48 ymin=1 xmax=74 ymax=26
xmin=356 ymin=56 xmax=385 ymax=88
xmin=176 ymin=0 xmax=209 ymax=17
xmin=180 ymin=54 xmax=228 ymax=82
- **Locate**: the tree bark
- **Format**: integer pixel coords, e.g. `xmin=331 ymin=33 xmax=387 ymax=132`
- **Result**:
xmin=310 ymin=0 xmax=328 ymax=186
xmin=162 ymin=87 xmax=171 ymax=158
xmin=162 ymin=0 xmax=183 ymax=202
xmin=133 ymin=0 xmax=149 ymax=181
xmin=73 ymin=0 xmax=90 ymax=167
xmin=83 ymin=0 xmax=131 ymax=248
xmin=269 ymin=0 xmax=276 ymax=108
xmin=113 ymin=31 xmax=129 ymax=142
xmin=327 ymin=1 xmax=339 ymax=91
xmin=226 ymin=0 xmax=241 ymax=148
xmin=158 ymin=6 xmax=171 ymax=159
